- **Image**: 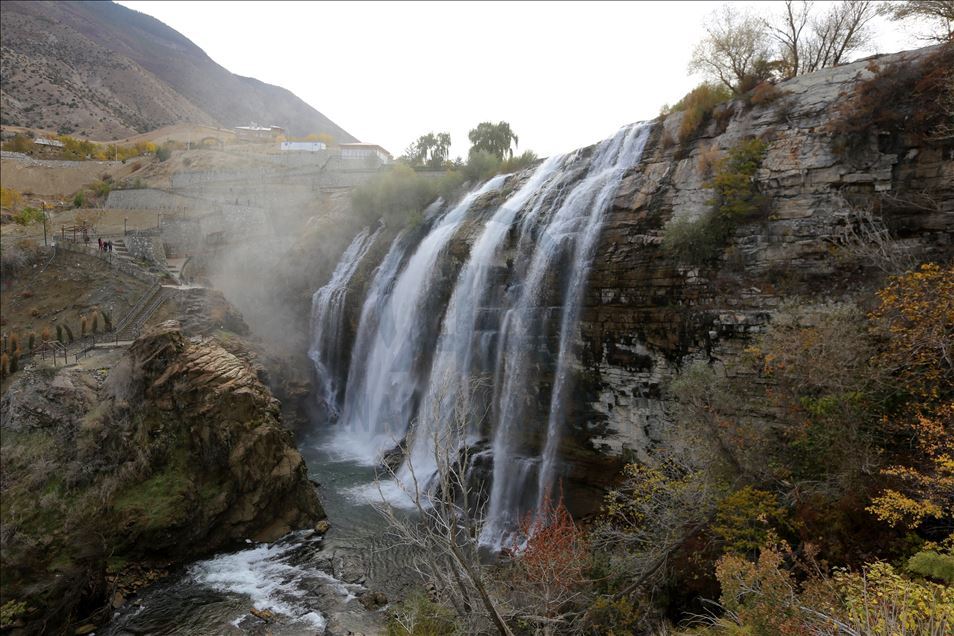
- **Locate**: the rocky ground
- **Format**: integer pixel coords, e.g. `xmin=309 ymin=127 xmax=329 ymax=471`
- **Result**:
xmin=0 ymin=321 xmax=324 ymax=634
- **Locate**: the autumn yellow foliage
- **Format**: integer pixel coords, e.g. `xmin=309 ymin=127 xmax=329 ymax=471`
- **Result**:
xmin=698 ymin=545 xmax=954 ymax=636
xmin=868 ymin=403 xmax=954 ymax=528
xmin=832 ymin=561 xmax=954 ymax=636
xmin=0 ymin=187 xmax=23 ymax=209
xmin=870 ymin=262 xmax=953 ymax=402
xmin=866 ymin=263 xmax=953 ymax=532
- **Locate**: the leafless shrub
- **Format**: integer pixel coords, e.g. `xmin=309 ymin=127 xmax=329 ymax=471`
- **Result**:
xmin=374 ymin=376 xmax=514 ymax=636
xmin=590 ymin=433 xmax=723 ymax=599
xmin=831 ymin=193 xmax=919 ymax=274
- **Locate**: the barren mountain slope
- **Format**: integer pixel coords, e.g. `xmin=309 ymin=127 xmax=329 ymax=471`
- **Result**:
xmin=0 ymin=0 xmax=355 ymax=141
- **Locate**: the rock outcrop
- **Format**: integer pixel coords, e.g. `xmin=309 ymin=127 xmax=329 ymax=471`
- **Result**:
xmin=0 ymin=321 xmax=323 ymax=632
xmin=565 ymin=45 xmax=953 ymax=507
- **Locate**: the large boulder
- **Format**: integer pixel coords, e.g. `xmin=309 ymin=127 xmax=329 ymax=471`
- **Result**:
xmin=0 ymin=321 xmax=323 ymax=633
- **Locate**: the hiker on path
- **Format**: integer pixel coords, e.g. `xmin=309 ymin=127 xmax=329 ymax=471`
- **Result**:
xmin=98 ymin=238 xmax=103 ymax=251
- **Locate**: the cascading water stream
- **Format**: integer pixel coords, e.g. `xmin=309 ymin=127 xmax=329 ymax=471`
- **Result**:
xmin=308 ymin=225 xmax=381 ymax=417
xmin=480 ymin=122 xmax=652 ymax=547
xmin=534 ymin=123 xmax=652 ymax=515
xmin=399 ymin=155 xmax=567 ymax=488
xmin=332 ymin=175 xmax=508 ymax=464
xmin=337 ymin=198 xmax=445 ymax=430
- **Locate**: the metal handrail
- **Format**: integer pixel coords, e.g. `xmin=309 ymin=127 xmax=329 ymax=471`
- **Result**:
xmin=131 ymin=290 xmax=168 ymax=333
xmin=113 ymin=283 xmax=160 ymax=335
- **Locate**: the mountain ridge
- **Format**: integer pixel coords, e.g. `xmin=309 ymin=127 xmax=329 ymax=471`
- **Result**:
xmin=0 ymin=0 xmax=357 ymax=141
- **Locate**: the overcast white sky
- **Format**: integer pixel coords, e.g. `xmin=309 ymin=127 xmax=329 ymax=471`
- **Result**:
xmin=119 ymin=1 xmax=919 ymax=159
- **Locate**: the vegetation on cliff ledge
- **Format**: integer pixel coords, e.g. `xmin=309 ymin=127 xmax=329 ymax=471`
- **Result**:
xmin=663 ymin=137 xmax=769 ymax=265
xmin=380 ymin=262 xmax=953 ymax=636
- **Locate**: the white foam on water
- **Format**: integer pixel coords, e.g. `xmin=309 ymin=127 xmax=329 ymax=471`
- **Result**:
xmin=189 ymin=542 xmax=327 ymax=632
xmin=344 ymin=478 xmax=419 ymax=510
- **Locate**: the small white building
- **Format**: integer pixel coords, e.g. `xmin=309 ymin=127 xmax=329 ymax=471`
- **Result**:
xmin=234 ymin=124 xmax=284 ymax=140
xmin=280 ymin=141 xmax=326 ymax=152
xmin=338 ymin=143 xmax=392 ymax=163
xmin=35 ymin=137 xmax=65 ymax=148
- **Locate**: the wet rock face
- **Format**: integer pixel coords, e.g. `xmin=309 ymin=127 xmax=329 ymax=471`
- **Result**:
xmin=0 ymin=321 xmax=323 ymax=631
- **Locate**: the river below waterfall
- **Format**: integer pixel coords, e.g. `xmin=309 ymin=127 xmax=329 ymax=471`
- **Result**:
xmin=104 ymin=428 xmax=412 ymax=636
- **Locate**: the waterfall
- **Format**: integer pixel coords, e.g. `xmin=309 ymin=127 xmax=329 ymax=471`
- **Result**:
xmin=479 ymin=122 xmax=651 ymax=546
xmin=534 ymin=123 xmax=652 ymax=516
xmin=311 ymin=122 xmax=651 ymax=542
xmin=399 ymin=154 xmax=568 ymax=490
xmin=307 ymin=225 xmax=380 ymax=417
xmin=332 ymin=176 xmax=508 ymax=464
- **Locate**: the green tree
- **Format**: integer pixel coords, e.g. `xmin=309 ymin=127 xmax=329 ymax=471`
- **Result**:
xmin=155 ymin=144 xmax=172 ymax=162
xmin=468 ymin=121 xmax=519 ymax=160
xmin=402 ymin=132 xmax=452 ymax=169
xmin=431 ymin=132 xmax=451 ymax=168
xmin=712 ymin=487 xmax=789 ymax=557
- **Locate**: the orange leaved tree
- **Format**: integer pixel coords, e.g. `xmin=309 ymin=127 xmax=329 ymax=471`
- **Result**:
xmin=508 ymin=491 xmax=590 ymax=635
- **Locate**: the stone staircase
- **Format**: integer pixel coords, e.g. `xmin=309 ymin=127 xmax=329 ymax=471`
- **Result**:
xmin=112 ymin=238 xmax=131 ymax=261
xmin=165 ymin=257 xmax=188 ymax=284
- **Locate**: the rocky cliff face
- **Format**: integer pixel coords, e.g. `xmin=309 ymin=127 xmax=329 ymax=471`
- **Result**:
xmin=0 ymin=321 xmax=322 ymax=632
xmin=564 ymin=45 xmax=953 ymax=507
xmin=293 ymin=46 xmax=951 ymax=525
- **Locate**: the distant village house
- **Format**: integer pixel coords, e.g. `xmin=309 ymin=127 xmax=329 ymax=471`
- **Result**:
xmin=280 ymin=141 xmax=326 ymax=152
xmin=234 ymin=124 xmax=284 ymax=141
xmin=338 ymin=143 xmax=392 ymax=163
xmin=34 ymin=137 xmax=65 ymax=148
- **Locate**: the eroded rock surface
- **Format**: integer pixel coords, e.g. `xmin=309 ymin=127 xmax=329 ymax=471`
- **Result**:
xmin=569 ymin=45 xmax=953 ymax=505
xmin=0 ymin=321 xmax=323 ymax=633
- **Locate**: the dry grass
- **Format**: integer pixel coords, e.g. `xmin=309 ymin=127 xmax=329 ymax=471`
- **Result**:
xmin=665 ymin=82 xmax=734 ymax=143
xmin=748 ymin=82 xmax=782 ymax=106
xmin=697 ymin=144 xmax=722 ymax=176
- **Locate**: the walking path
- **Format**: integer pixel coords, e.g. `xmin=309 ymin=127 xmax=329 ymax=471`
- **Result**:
xmin=22 ymin=218 xmax=206 ymax=370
